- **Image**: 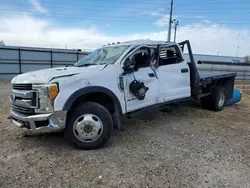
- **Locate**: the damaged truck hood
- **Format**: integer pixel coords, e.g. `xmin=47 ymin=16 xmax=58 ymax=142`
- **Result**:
xmin=11 ymin=65 xmax=106 ymax=84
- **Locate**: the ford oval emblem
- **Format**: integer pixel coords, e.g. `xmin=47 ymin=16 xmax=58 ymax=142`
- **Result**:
xmin=10 ymin=93 xmax=16 ymax=102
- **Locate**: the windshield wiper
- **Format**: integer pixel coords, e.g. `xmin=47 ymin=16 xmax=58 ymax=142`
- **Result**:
xmin=77 ymin=63 xmax=107 ymax=67
xmin=76 ymin=63 xmax=97 ymax=67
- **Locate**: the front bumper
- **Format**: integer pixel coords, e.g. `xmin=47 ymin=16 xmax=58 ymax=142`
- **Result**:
xmin=10 ymin=110 xmax=67 ymax=135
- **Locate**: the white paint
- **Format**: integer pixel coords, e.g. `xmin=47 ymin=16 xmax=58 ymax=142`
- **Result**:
xmin=11 ymin=40 xmax=192 ymax=115
xmin=156 ymin=61 xmax=191 ymax=102
xmin=11 ymin=65 xmax=106 ymax=84
xmin=123 ymin=67 xmax=160 ymax=112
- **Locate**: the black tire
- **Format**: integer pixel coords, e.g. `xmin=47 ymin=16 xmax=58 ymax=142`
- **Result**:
xmin=64 ymin=102 xmax=113 ymax=150
xmin=200 ymin=87 xmax=226 ymax=111
xmin=211 ymin=87 xmax=226 ymax=111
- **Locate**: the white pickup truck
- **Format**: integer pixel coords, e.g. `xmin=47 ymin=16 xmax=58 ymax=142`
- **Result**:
xmin=10 ymin=40 xmax=236 ymax=149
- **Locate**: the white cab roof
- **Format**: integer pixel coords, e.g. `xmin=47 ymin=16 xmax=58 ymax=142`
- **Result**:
xmin=104 ymin=39 xmax=176 ymax=47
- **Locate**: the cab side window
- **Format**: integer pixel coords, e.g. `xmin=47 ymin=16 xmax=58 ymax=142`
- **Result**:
xmin=131 ymin=48 xmax=151 ymax=70
xmin=159 ymin=46 xmax=182 ymax=66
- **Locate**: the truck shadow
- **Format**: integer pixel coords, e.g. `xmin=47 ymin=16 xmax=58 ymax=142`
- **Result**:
xmin=18 ymin=131 xmax=71 ymax=151
xmin=114 ymin=101 xmax=215 ymax=139
xmin=17 ymin=101 xmax=207 ymax=150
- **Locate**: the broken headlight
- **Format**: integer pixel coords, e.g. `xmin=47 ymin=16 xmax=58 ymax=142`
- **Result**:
xmin=33 ymin=83 xmax=59 ymax=113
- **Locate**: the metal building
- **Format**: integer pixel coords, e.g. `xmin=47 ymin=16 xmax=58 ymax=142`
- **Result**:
xmin=0 ymin=45 xmax=246 ymax=79
xmin=0 ymin=45 xmax=89 ymax=79
xmin=183 ymin=53 xmax=245 ymax=64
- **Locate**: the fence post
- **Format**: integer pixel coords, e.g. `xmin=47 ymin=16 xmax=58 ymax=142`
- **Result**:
xmin=50 ymin=50 xmax=53 ymax=68
xmin=18 ymin=48 xmax=22 ymax=74
xmin=244 ymin=69 xmax=246 ymax=81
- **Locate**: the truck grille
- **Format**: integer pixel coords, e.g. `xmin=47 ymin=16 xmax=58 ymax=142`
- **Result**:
xmin=12 ymin=104 xmax=35 ymax=115
xmin=12 ymin=84 xmax=32 ymax=90
xmin=11 ymin=84 xmax=38 ymax=115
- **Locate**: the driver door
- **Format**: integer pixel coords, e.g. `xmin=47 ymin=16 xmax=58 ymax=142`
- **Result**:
xmin=122 ymin=46 xmax=160 ymax=113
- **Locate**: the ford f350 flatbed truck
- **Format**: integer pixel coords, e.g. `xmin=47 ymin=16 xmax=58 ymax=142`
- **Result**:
xmin=10 ymin=40 xmax=236 ymax=149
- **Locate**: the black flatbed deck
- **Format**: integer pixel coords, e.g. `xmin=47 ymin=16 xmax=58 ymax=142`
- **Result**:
xmin=178 ymin=40 xmax=237 ymax=100
xmin=178 ymin=40 xmax=237 ymax=85
xmin=199 ymin=72 xmax=237 ymax=81
xmin=197 ymin=72 xmax=237 ymax=87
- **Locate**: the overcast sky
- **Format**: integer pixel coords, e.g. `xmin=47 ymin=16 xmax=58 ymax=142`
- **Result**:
xmin=0 ymin=0 xmax=250 ymax=56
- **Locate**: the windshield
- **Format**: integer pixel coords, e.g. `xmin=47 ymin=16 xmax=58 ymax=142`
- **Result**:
xmin=74 ymin=45 xmax=130 ymax=66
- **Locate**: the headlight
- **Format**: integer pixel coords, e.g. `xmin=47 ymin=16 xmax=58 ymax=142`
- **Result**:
xmin=33 ymin=83 xmax=59 ymax=113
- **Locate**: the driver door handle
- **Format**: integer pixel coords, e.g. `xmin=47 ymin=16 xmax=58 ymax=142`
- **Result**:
xmin=181 ymin=68 xmax=189 ymax=73
xmin=148 ymin=73 xmax=155 ymax=77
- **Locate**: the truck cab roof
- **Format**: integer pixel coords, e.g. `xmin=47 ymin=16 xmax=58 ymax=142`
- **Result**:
xmin=104 ymin=40 xmax=177 ymax=47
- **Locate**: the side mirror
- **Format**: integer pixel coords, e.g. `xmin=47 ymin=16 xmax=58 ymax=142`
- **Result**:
xmin=123 ymin=58 xmax=136 ymax=73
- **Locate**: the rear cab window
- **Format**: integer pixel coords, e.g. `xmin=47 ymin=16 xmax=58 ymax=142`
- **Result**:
xmin=159 ymin=45 xmax=183 ymax=66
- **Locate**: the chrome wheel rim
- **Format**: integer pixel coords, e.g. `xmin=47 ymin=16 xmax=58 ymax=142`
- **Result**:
xmin=73 ymin=114 xmax=103 ymax=143
xmin=218 ymin=92 xmax=225 ymax=107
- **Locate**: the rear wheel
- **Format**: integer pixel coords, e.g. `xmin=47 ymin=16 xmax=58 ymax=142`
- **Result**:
xmin=211 ymin=87 xmax=226 ymax=111
xmin=200 ymin=87 xmax=226 ymax=111
xmin=64 ymin=102 xmax=113 ymax=150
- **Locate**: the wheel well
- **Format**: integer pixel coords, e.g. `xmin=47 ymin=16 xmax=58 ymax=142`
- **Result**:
xmin=199 ymin=77 xmax=235 ymax=100
xmin=71 ymin=92 xmax=116 ymax=114
xmin=216 ymin=77 xmax=235 ymax=99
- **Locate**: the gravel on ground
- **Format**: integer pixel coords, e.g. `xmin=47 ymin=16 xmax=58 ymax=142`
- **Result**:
xmin=1 ymin=82 xmax=250 ymax=188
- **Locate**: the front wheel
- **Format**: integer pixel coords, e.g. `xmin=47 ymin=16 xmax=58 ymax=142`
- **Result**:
xmin=64 ymin=102 xmax=113 ymax=150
